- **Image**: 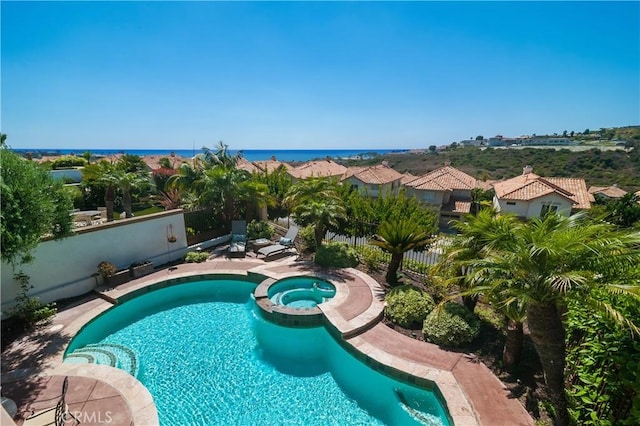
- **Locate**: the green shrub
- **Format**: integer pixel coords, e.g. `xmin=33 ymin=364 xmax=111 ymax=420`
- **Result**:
xmin=385 ymin=285 xmax=435 ymax=328
xmin=314 ymin=242 xmax=359 ymax=268
xmin=7 ymin=273 xmax=56 ymax=327
xmin=356 ymin=245 xmax=389 ymax=271
xmin=51 ymin=156 xmax=86 ymax=169
xmin=299 ymin=225 xmax=317 ymax=252
xmin=247 ymin=220 xmax=274 ymax=240
xmin=184 ymin=251 xmax=209 ymax=263
xmin=422 ymin=302 xmax=480 ymax=347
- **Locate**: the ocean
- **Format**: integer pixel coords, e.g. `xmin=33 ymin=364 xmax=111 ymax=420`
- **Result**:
xmin=13 ymin=148 xmax=408 ymax=162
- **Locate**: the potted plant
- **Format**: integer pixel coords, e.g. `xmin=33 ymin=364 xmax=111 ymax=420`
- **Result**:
xmin=98 ymin=261 xmax=129 ymax=287
xmin=129 ymin=261 xmax=154 ymax=278
xmin=98 ymin=261 xmax=117 ymax=278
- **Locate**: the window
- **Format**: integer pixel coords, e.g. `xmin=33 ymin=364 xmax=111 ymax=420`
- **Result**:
xmin=541 ymin=204 xmax=558 ymax=217
xmin=506 ymin=201 xmax=516 ymax=206
xmin=423 ymin=192 xmax=435 ymax=202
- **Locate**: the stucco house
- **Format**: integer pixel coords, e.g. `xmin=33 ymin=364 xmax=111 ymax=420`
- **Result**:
xmin=287 ymin=159 xmax=347 ymax=182
xmin=253 ymin=156 xmax=291 ymax=173
xmin=493 ymin=166 xmax=593 ymax=218
xmin=403 ymin=164 xmax=478 ymax=226
xmin=341 ymin=164 xmax=404 ymax=197
xmin=588 ymin=185 xmax=628 ymax=200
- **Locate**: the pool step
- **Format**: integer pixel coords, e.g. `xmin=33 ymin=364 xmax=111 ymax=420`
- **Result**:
xmin=65 ymin=343 xmax=139 ymax=377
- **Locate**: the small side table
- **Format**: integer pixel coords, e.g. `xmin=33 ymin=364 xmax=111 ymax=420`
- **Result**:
xmin=251 ymin=238 xmax=272 ymax=253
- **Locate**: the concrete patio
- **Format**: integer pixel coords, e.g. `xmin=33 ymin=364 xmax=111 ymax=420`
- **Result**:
xmin=1 ymin=250 xmax=533 ymax=425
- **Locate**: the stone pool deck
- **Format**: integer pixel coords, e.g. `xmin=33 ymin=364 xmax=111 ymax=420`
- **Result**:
xmin=1 ymin=251 xmax=533 ymax=425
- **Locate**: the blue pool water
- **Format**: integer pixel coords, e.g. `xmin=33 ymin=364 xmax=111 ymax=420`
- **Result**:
xmin=268 ymin=277 xmax=336 ymax=308
xmin=66 ymin=279 xmax=450 ymax=425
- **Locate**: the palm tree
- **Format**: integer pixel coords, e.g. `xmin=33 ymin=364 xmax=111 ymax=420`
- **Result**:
xmin=285 ymin=177 xmax=346 ymax=248
xmin=441 ymin=208 xmax=517 ymax=312
xmin=370 ymin=219 xmax=432 ymax=286
xmin=82 ymin=161 xmax=119 ymax=222
xmin=283 ymin=177 xmax=342 ymax=211
xmin=114 ymin=169 xmax=150 ymax=218
xmin=293 ymin=198 xmax=346 ymax=248
xmin=463 ymin=212 xmax=640 ymax=425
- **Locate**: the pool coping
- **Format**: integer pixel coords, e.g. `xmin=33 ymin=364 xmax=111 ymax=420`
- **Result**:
xmin=55 ymin=264 xmax=478 ymax=426
xmin=5 ymin=260 xmax=485 ymax=425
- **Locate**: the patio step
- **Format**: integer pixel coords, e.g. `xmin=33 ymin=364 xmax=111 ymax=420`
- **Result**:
xmin=65 ymin=343 xmax=139 ymax=377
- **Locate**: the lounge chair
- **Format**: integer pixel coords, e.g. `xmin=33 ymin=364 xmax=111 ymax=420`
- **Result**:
xmin=228 ymin=220 xmax=247 ymax=257
xmin=257 ymin=226 xmax=299 ymax=258
xmin=23 ymin=376 xmax=79 ymax=426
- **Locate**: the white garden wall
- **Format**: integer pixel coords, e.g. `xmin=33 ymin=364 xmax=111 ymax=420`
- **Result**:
xmin=1 ymin=210 xmax=190 ymax=315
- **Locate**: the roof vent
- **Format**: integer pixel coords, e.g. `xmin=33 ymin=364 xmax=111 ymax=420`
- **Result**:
xmin=523 ymin=165 xmax=533 ymax=175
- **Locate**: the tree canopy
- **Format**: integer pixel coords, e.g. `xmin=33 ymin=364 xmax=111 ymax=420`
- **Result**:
xmin=1 ymin=147 xmax=73 ymax=264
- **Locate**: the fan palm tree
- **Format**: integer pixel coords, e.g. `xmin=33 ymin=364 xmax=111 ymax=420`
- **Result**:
xmin=82 ymin=160 xmax=119 ymax=222
xmin=114 ymin=169 xmax=150 ymax=218
xmin=370 ymin=219 xmax=432 ymax=286
xmin=463 ymin=212 xmax=640 ymax=425
xmin=440 ymin=208 xmax=517 ymax=312
xmin=285 ymin=177 xmax=346 ymax=248
xmin=293 ymin=198 xmax=346 ymax=248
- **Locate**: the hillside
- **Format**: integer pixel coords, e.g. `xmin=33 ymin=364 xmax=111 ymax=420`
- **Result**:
xmin=340 ymin=146 xmax=640 ymax=192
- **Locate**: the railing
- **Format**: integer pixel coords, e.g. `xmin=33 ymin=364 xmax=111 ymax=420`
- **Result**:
xmin=183 ymin=208 xmax=226 ymax=246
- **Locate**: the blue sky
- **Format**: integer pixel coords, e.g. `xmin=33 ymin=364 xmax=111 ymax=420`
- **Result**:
xmin=2 ymin=1 xmax=639 ymax=151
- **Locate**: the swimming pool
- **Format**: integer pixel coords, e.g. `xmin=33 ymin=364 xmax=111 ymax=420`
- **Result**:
xmin=268 ymin=276 xmax=336 ymax=308
xmin=65 ymin=277 xmax=450 ymax=425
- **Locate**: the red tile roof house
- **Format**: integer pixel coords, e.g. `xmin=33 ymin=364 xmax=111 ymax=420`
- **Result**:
xmin=588 ymin=185 xmax=628 ymax=200
xmin=341 ymin=163 xmax=404 ymax=198
xmin=253 ymin=156 xmax=292 ymax=173
xmin=493 ymin=166 xmax=593 ymax=219
xmin=286 ymin=158 xmax=347 ymax=183
xmin=403 ymin=164 xmax=479 ymax=227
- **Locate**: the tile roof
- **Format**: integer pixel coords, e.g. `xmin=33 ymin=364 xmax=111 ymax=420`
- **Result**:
xmin=404 ymin=166 xmax=478 ymax=192
xmin=341 ymin=164 xmax=404 ymax=185
xmin=141 ymin=154 xmax=185 ymax=171
xmin=253 ymin=159 xmax=291 ymax=172
xmin=494 ymin=173 xmax=592 ymax=209
xmin=400 ymin=173 xmax=418 ymax=185
xmin=287 ymin=159 xmax=347 ymax=179
xmin=588 ymin=185 xmax=628 ymax=198
xmin=236 ymin=157 xmax=260 ymax=173
xmin=441 ymin=200 xmax=472 ymax=214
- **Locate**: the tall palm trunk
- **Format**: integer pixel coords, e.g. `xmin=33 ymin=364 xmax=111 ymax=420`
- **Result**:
xmin=503 ymin=319 xmax=524 ymax=369
xmin=526 ymin=301 xmax=570 ymax=425
xmin=314 ymin=223 xmax=325 ymax=248
xmin=386 ymin=253 xmax=402 ymax=285
xmin=104 ymin=186 xmax=115 ymax=222
xmin=123 ymin=189 xmax=133 ymax=218
xmin=462 ymin=295 xmax=478 ymax=312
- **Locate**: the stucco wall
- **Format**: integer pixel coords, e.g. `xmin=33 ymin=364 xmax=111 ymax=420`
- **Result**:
xmin=494 ymin=193 xmax=573 ymax=218
xmin=1 ymin=210 xmax=190 ymax=314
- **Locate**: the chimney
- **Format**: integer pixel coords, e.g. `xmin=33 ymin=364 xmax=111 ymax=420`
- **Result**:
xmin=381 ymin=160 xmax=389 ymax=167
xmin=523 ymin=165 xmax=533 ymax=175
xmin=444 ymin=161 xmax=451 ymax=167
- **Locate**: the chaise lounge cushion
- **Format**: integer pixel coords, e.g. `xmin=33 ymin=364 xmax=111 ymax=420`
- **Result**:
xmin=279 ymin=237 xmax=292 ymax=246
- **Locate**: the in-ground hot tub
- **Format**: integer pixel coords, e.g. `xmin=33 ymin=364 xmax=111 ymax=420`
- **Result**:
xmin=268 ymin=277 xmax=336 ymax=308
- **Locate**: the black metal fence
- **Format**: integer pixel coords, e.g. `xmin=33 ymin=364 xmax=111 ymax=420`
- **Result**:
xmin=183 ymin=208 xmax=226 ymax=246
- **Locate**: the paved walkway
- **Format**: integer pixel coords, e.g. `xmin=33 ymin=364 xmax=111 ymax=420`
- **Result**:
xmin=2 ymin=375 xmax=133 ymax=426
xmin=1 ymin=250 xmax=533 ymax=425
